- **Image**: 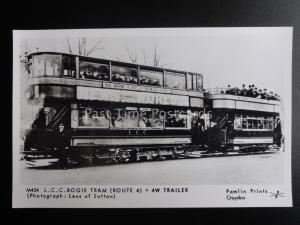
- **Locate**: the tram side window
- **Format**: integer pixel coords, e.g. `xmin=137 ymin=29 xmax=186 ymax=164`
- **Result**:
xmin=34 ymin=54 xmax=60 ymax=77
xmin=234 ymin=115 xmax=242 ymax=130
xmin=140 ymin=70 xmax=163 ymax=86
xmin=253 ymin=118 xmax=258 ymax=129
xmin=242 ymin=117 xmax=248 ymax=129
xmin=139 ymin=108 xmax=164 ymax=128
xmin=79 ymin=61 xmax=110 ymax=81
xmin=246 ymin=118 xmax=251 ymax=129
xmin=197 ymin=74 xmax=203 ymax=91
xmin=62 ymin=56 xmax=76 ymax=77
xmin=187 ymin=74 xmax=192 ymax=90
xmin=240 ymin=116 xmax=274 ymax=130
xmin=110 ymin=108 xmax=139 ymax=129
xmin=165 ymin=110 xmax=187 ymax=128
xmin=45 ymin=54 xmax=60 ymax=76
xmin=165 ymin=72 xmax=186 ymax=90
xmin=111 ymin=65 xmax=138 ymax=84
xmin=192 ymin=75 xmax=196 ymax=90
xmin=263 ymin=119 xmax=269 ymax=130
xmin=78 ymin=107 xmax=109 ymax=128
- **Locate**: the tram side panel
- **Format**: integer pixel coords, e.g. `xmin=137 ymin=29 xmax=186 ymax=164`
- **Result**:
xmin=69 ymin=102 xmax=194 ymax=159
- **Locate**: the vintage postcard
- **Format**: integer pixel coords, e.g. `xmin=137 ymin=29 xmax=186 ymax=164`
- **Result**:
xmin=13 ymin=28 xmax=293 ymax=207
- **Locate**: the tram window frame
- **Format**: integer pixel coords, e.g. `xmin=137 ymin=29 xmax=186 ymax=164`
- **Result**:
xmin=139 ymin=69 xmax=163 ymax=87
xmin=187 ymin=73 xmax=193 ymax=90
xmin=239 ymin=116 xmax=274 ymax=131
xmin=33 ymin=54 xmax=61 ymax=77
xmin=62 ymin=55 xmax=76 ymax=77
xmin=234 ymin=115 xmax=243 ymax=130
xmin=192 ymin=74 xmax=197 ymax=90
xmin=79 ymin=61 xmax=110 ymax=81
xmin=165 ymin=71 xmax=187 ymax=90
xmin=111 ymin=64 xmax=138 ymax=84
xmin=197 ymin=74 xmax=203 ymax=91
xmin=242 ymin=117 xmax=248 ymax=130
xmin=253 ymin=117 xmax=258 ymax=129
xmin=247 ymin=117 xmax=253 ymax=129
xmin=258 ymin=117 xmax=264 ymax=129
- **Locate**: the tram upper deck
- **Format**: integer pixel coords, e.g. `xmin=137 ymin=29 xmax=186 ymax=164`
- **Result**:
xmin=25 ymin=52 xmax=204 ymax=108
xmin=206 ymin=88 xmax=281 ymax=114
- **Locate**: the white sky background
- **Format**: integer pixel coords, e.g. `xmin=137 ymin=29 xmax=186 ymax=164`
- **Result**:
xmin=20 ymin=28 xmax=292 ymax=97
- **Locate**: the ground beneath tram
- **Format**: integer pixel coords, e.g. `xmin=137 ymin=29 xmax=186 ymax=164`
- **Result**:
xmin=20 ymin=151 xmax=285 ymax=185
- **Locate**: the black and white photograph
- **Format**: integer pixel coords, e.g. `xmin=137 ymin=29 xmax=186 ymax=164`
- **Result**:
xmin=12 ymin=28 xmax=292 ymax=207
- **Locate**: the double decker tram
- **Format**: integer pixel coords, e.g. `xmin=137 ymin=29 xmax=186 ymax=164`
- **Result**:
xmin=22 ymin=52 xmax=282 ymax=166
xmin=23 ymin=52 xmax=205 ymax=163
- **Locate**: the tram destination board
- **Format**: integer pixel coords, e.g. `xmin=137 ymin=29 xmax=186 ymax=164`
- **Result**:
xmin=12 ymin=28 xmax=292 ymax=208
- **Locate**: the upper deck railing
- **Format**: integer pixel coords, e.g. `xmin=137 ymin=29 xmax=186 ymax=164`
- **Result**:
xmin=205 ymin=88 xmax=281 ymax=113
xmin=205 ymin=87 xmax=280 ymax=101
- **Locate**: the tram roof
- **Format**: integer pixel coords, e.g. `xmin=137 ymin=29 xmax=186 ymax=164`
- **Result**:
xmin=27 ymin=51 xmax=203 ymax=76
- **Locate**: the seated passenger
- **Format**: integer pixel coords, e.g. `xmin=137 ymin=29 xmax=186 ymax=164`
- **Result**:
xmin=149 ymin=79 xmax=155 ymax=85
xmin=86 ymin=72 xmax=94 ymax=79
xmin=274 ymin=93 xmax=280 ymax=101
xmin=233 ymin=87 xmax=240 ymax=95
xmin=97 ymin=74 xmax=105 ymax=80
xmin=103 ymin=75 xmax=109 ymax=80
xmin=153 ymin=80 xmax=159 ymax=85
xmin=253 ymin=89 xmax=259 ymax=98
xmin=261 ymin=89 xmax=267 ymax=99
xmin=246 ymin=85 xmax=253 ymax=97
xmin=132 ymin=77 xmax=138 ymax=83
xmin=140 ymin=78 xmax=148 ymax=85
xmin=80 ymin=71 xmax=88 ymax=79
xmin=241 ymin=88 xmax=247 ymax=96
xmin=92 ymin=72 xmax=99 ymax=79
xmin=225 ymin=85 xmax=231 ymax=94
xmin=113 ymin=73 xmax=124 ymax=82
xmin=124 ymin=76 xmax=131 ymax=83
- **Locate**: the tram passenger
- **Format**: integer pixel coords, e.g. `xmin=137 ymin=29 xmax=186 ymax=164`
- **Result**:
xmin=192 ymin=117 xmax=205 ymax=145
xmin=56 ymin=123 xmax=70 ymax=170
xmin=206 ymin=122 xmax=221 ymax=152
xmin=113 ymin=73 xmax=124 ymax=82
xmin=225 ymin=85 xmax=231 ymax=94
xmin=274 ymin=117 xmax=282 ymax=147
xmin=80 ymin=71 xmax=88 ymax=79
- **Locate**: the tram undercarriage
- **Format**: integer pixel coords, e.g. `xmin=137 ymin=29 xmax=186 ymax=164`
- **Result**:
xmin=22 ymin=142 xmax=280 ymax=168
